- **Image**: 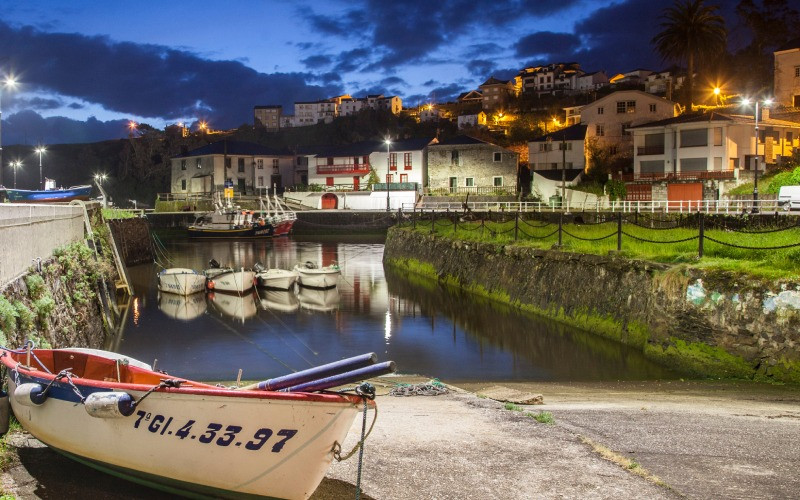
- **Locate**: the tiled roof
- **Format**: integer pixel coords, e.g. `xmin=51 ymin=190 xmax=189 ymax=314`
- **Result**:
xmin=432 ymin=135 xmax=493 ymax=146
xmin=531 ymin=124 xmax=587 ymax=143
xmin=631 ymin=111 xmax=800 ymax=129
xmin=173 ymin=140 xmax=291 ymax=158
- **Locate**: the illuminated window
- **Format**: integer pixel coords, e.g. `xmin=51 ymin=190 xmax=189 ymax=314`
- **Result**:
xmin=617 ymin=100 xmax=636 ymax=113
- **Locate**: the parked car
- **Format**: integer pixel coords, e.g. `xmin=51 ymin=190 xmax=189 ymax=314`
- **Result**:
xmin=777 ymin=186 xmax=800 ymax=211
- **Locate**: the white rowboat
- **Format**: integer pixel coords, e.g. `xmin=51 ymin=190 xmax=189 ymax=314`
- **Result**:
xmin=255 ymin=267 xmax=299 ymax=290
xmin=294 ymin=262 xmax=340 ymax=290
xmin=156 ymin=268 xmax=206 ymax=296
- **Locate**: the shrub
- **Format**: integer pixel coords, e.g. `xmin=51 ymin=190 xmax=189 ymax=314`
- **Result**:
xmin=24 ymin=274 xmax=46 ymax=300
xmin=0 ymin=296 xmax=18 ymax=335
xmin=13 ymin=301 xmax=35 ymax=332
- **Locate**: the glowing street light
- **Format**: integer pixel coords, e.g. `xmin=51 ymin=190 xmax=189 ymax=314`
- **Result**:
xmin=741 ymin=97 xmax=773 ymax=213
xmin=10 ymin=160 xmax=22 ymax=188
xmin=385 ymin=138 xmax=392 ymax=212
xmin=0 ymin=76 xmax=19 ymax=187
xmin=94 ymin=173 xmax=109 ymax=207
xmin=35 ymin=146 xmax=46 ymax=189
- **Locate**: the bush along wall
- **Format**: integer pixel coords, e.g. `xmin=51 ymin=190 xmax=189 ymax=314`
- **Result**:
xmin=384 ymin=227 xmax=800 ymax=384
xmin=0 ymin=241 xmax=114 ymax=350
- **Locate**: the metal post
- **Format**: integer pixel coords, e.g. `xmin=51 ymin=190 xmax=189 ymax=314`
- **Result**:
xmin=752 ymin=101 xmax=760 ymax=214
xmin=698 ymin=212 xmax=705 ymax=258
xmin=413 ymin=206 xmax=416 ymax=230
xmin=514 ymin=211 xmax=519 ymax=241
xmin=617 ymin=212 xmax=622 ymax=252
xmin=558 ymin=212 xmax=563 ymax=247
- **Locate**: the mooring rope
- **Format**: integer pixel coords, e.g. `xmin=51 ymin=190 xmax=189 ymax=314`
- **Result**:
xmin=389 ymin=379 xmax=449 ymax=396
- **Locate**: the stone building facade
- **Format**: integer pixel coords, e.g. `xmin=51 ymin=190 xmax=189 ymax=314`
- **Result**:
xmin=427 ymin=136 xmax=518 ymax=193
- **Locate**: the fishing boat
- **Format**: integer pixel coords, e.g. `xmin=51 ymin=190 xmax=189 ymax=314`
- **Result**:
xmin=203 ymin=259 xmax=256 ymax=294
xmin=253 ymin=263 xmax=298 ymax=290
xmin=1 ymin=346 xmax=395 ymax=499
xmin=156 ymin=268 xmax=206 ymax=296
xmin=294 ymin=261 xmax=341 ymax=290
xmin=157 ymin=292 xmax=207 ymax=321
xmin=260 ymin=193 xmax=297 ymax=237
xmin=188 ymin=193 xmax=275 ymax=239
xmin=4 ymin=178 xmax=92 ymax=203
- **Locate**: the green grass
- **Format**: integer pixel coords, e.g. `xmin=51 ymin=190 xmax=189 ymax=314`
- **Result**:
xmin=504 ymin=402 xmax=523 ymax=411
xmin=527 ymin=411 xmax=555 ymax=424
xmin=101 ymin=208 xmax=138 ymax=219
xmin=400 ymin=217 xmax=800 ymax=279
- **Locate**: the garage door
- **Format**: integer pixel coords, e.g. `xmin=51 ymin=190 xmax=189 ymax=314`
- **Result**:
xmin=626 ymin=184 xmax=652 ymax=201
xmin=321 ymin=193 xmax=338 ymax=209
xmin=667 ymin=183 xmax=702 ymax=210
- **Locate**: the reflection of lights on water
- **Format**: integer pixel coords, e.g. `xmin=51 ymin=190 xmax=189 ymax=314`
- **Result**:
xmin=133 ymin=297 xmax=140 ymax=325
xmin=384 ymin=309 xmax=392 ymax=342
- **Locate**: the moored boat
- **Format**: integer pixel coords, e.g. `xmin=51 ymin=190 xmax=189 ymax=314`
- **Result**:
xmin=254 ymin=263 xmax=298 ymax=290
xmin=4 ymin=183 xmax=92 ymax=203
xmin=294 ymin=261 xmax=341 ymax=289
xmin=1 ymin=347 xmax=394 ymax=499
xmin=156 ymin=268 xmax=206 ymax=296
xmin=204 ymin=259 xmax=256 ymax=293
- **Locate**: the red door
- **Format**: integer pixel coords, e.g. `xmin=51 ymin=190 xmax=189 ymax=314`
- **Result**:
xmin=353 ymin=176 xmax=360 ymax=191
xmin=321 ymin=193 xmax=338 ymax=209
xmin=326 ymin=177 xmax=334 ymax=187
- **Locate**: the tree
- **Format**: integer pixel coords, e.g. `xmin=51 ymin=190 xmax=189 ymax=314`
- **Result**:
xmin=652 ymin=0 xmax=727 ymax=108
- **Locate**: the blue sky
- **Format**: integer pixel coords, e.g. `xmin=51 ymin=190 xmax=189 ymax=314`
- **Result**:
xmin=0 ymin=0 xmax=741 ymax=144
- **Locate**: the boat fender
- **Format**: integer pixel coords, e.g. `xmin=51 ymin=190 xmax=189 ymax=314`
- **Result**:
xmin=0 ymin=390 xmax=9 ymax=435
xmin=14 ymin=383 xmax=48 ymax=406
xmin=207 ymin=280 xmax=215 ymax=290
xmin=84 ymin=392 xmax=136 ymax=418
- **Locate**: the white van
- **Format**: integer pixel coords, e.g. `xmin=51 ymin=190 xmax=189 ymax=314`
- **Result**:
xmin=778 ymin=185 xmax=800 ymax=211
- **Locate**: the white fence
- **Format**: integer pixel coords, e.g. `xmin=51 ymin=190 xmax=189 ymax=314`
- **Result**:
xmin=0 ymin=204 xmax=86 ymax=287
xmin=408 ymin=198 xmax=791 ymax=214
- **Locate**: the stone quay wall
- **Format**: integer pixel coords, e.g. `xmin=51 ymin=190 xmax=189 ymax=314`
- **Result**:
xmin=384 ymin=228 xmax=800 ymax=383
xmin=108 ymin=218 xmax=155 ymax=266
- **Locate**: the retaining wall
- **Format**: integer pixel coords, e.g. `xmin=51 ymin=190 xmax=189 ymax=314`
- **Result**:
xmin=0 ymin=203 xmax=85 ymax=286
xmin=384 ymin=228 xmax=800 ymax=383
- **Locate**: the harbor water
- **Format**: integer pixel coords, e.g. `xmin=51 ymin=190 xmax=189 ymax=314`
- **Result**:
xmin=115 ymin=235 xmax=677 ymax=383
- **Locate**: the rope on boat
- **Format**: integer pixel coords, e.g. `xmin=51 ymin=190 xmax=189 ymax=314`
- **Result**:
xmin=38 ymin=369 xmax=87 ymax=403
xmin=388 ymin=379 xmax=449 ymax=397
xmin=130 ymin=379 xmax=183 ymax=409
xmin=331 ymin=383 xmax=377 ymax=500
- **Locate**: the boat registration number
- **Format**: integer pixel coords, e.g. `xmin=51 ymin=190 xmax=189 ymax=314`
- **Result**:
xmin=133 ymin=411 xmax=298 ymax=452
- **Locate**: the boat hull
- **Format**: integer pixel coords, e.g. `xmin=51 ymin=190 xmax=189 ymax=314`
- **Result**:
xmin=205 ymin=270 xmax=257 ymax=293
xmin=2 ymin=350 xmax=367 ymax=500
xmin=256 ymin=269 xmax=298 ymax=290
xmin=157 ymin=269 xmax=206 ymax=296
xmin=187 ymin=224 xmax=275 ymax=239
xmin=295 ymin=267 xmax=341 ymax=290
xmin=4 ymin=185 xmax=92 ymax=203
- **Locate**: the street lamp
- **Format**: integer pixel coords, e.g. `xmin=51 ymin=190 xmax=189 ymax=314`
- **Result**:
xmin=94 ymin=173 xmax=109 ymax=207
xmin=561 ymin=132 xmax=567 ymax=211
xmin=385 ymin=138 xmax=392 ymax=212
xmin=741 ymin=97 xmax=773 ymax=213
xmin=35 ymin=146 xmax=46 ymax=189
xmin=10 ymin=160 xmax=22 ymax=188
xmin=0 ymin=76 xmax=19 ymax=187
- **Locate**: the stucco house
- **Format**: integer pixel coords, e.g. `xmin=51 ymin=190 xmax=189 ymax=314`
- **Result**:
xmin=371 ymin=138 xmax=437 ymax=189
xmin=427 ymin=136 xmax=518 ymax=194
xmin=628 ymin=111 xmax=800 ymax=201
xmin=774 ymin=38 xmax=800 ymax=108
xmin=170 ymin=140 xmax=293 ymax=195
xmin=305 ymin=141 xmax=380 ymax=191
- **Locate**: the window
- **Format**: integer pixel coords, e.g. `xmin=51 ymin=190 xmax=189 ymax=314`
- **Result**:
xmin=713 ymin=157 xmax=722 ymax=171
xmin=493 ymin=152 xmax=502 ymax=162
xmin=616 ymin=100 xmax=636 ymax=113
xmin=713 ymin=127 xmax=723 ymax=146
xmin=680 ymin=128 xmax=708 ymax=147
xmin=257 ymin=159 xmax=264 ymax=169
xmin=196 ymin=158 xmax=202 ymax=168
xmin=681 ymin=157 xmax=707 ymax=171
xmin=622 ymin=122 xmax=632 ymax=136
xmin=539 ymin=143 xmax=553 ymax=152
xmin=597 ymin=107 xmax=604 ymax=115
xmin=181 ymin=179 xmax=186 ymax=190
xmin=596 ymin=124 xmax=605 ymax=137
xmin=272 ymin=159 xmax=279 ymax=169
xmin=640 ymin=160 xmax=665 ymax=174
xmin=451 ymin=150 xmax=459 ymax=166
xmin=609 ymin=145 xmax=618 ymax=155
xmin=493 ymin=176 xmax=503 ymax=187
xmin=404 ymin=152 xmax=412 ymax=170
xmin=649 ymin=104 xmax=657 ymax=112
xmin=787 ymin=132 xmax=794 ymax=144
xmin=257 ymin=176 xmax=264 ymax=187
xmin=558 ymin=142 xmax=572 ymax=151
xmin=795 ymin=66 xmax=800 ymax=77
xmin=465 ymin=177 xmax=474 ymax=187
xmin=238 ymin=158 xmax=245 ymax=172
xmin=389 ymin=153 xmax=397 ymax=171
xmin=225 ymin=157 xmax=231 ymax=169
xmin=181 ymin=160 xmax=186 ymax=170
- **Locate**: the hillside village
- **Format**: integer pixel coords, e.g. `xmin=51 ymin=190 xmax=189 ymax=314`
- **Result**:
xmin=165 ymin=38 xmax=800 ymax=210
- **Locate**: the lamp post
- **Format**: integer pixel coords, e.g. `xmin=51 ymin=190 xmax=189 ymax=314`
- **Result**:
xmin=94 ymin=173 xmax=109 ymax=207
xmin=0 ymin=77 xmax=19 ymax=187
xmin=742 ymin=97 xmax=773 ymax=213
xmin=385 ymin=138 xmax=392 ymax=212
xmin=10 ymin=160 xmax=22 ymax=188
xmin=561 ymin=132 xmax=567 ymax=211
xmin=35 ymin=146 xmax=46 ymax=189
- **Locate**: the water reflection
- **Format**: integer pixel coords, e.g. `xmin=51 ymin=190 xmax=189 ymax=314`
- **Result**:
xmin=158 ymin=292 xmax=207 ymax=321
xmin=116 ymin=236 xmax=677 ymax=383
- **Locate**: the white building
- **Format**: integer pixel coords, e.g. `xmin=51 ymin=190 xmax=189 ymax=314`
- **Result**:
xmin=774 ymin=38 xmax=800 ymax=108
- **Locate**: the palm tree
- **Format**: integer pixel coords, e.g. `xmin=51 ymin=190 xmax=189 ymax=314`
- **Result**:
xmin=652 ymin=0 xmax=727 ymax=109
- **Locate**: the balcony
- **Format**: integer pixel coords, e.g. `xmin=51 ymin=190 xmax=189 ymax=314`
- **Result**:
xmin=615 ymin=170 xmax=736 ymax=182
xmin=637 ymin=146 xmax=665 ymax=156
xmin=316 ymin=163 xmax=371 ymax=175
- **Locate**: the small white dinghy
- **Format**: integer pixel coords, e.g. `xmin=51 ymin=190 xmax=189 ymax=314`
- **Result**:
xmin=156 ymin=268 xmax=206 ymax=296
xmin=294 ymin=261 xmax=341 ymax=290
xmin=203 ymin=259 xmax=256 ymax=294
xmin=254 ymin=263 xmax=298 ymax=290
xmin=1 ymin=346 xmax=396 ymax=499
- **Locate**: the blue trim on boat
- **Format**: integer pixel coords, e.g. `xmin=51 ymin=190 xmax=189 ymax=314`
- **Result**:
xmin=5 ymin=185 xmax=92 ymax=203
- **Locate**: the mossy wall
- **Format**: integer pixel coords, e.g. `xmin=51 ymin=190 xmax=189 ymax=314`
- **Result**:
xmin=384 ymin=228 xmax=800 ymax=384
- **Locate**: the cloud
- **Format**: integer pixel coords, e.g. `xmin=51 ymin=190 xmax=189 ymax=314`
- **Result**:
xmin=466 ymin=60 xmax=497 ymax=78
xmin=301 ymin=54 xmax=333 ymax=69
xmin=3 ymin=109 xmax=131 ymax=145
xmin=462 ymin=43 xmax=505 ymax=59
xmin=0 ymin=20 xmax=342 ymax=134
xmin=515 ymin=32 xmax=581 ymax=60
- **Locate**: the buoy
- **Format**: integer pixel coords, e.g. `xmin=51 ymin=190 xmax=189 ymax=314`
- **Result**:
xmin=0 ymin=390 xmax=10 ymax=435
xmin=207 ymin=280 xmax=215 ymax=290
xmin=14 ymin=383 xmax=47 ymax=406
xmin=84 ymin=392 xmax=136 ymax=418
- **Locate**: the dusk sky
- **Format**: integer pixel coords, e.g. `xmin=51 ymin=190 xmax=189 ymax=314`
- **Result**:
xmin=1 ymin=0 xmax=742 ymax=145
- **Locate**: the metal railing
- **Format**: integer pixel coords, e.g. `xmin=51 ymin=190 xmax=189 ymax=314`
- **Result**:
xmin=424 ymin=186 xmax=517 ymax=196
xmin=409 ymin=198 xmax=790 ymax=214
xmin=614 ymin=171 xmax=736 ymax=182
